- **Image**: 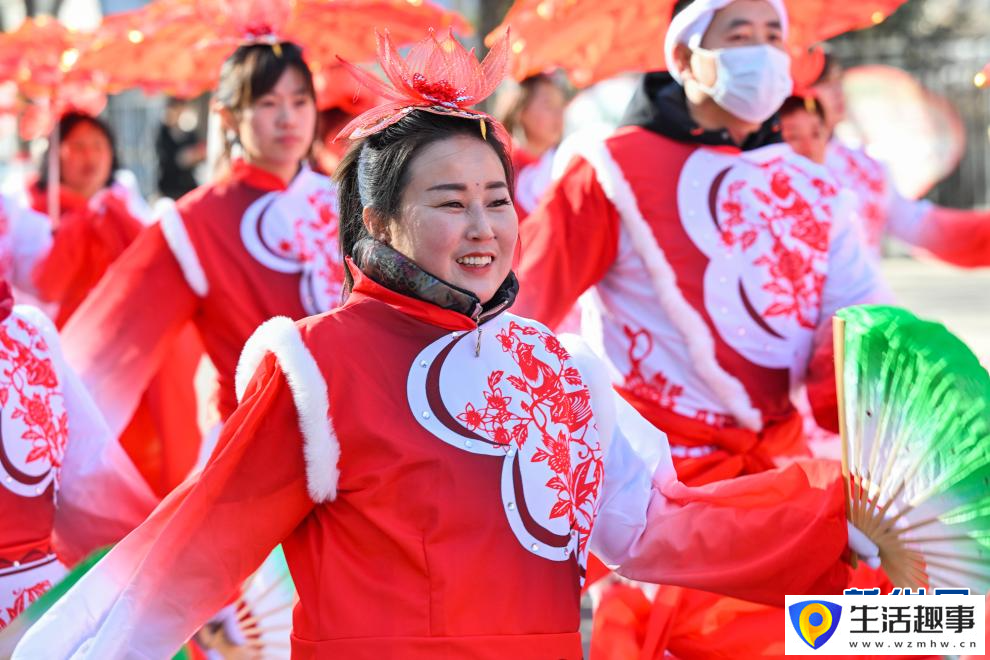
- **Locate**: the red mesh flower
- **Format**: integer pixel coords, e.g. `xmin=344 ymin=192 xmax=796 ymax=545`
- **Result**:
xmin=336 ymin=28 xmax=509 ymax=141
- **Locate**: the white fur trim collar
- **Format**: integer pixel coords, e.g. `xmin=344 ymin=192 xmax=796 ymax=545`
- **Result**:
xmin=157 ymin=198 xmax=209 ymax=297
xmin=236 ymin=316 xmax=339 ymax=502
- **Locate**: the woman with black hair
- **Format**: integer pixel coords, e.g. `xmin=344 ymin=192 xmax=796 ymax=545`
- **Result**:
xmin=13 ymin=31 xmax=876 ymax=659
xmin=54 ymin=41 xmax=344 ymax=494
xmin=28 ymin=112 xmax=150 ymax=327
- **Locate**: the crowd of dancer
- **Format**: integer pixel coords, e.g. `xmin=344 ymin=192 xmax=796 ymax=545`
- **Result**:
xmin=0 ymin=0 xmax=988 ymax=658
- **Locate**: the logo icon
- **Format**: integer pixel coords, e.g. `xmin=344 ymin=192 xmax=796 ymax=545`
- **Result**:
xmin=788 ymin=600 xmax=842 ymax=650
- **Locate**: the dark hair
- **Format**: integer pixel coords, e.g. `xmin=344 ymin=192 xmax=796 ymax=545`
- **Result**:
xmin=38 ymin=111 xmax=120 ymax=191
xmin=779 ymin=95 xmax=827 ymax=124
xmin=498 ymin=73 xmax=565 ymax=138
xmin=214 ymin=41 xmax=316 ymax=173
xmin=334 ymin=110 xmax=514 ymax=296
xmin=672 ymin=0 xmax=695 ymax=19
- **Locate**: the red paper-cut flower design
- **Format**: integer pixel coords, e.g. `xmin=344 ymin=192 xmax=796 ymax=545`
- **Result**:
xmin=622 ymin=325 xmax=684 ymax=409
xmin=718 ymin=157 xmax=832 ymax=329
xmin=0 ymin=322 xmax=68 ymax=475
xmin=292 ymin=188 xmax=344 ymax=313
xmin=456 ymin=322 xmax=603 ymax=556
xmin=0 ymin=579 xmax=52 ymax=631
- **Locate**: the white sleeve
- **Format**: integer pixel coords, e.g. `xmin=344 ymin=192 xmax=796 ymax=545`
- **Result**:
xmin=555 ymin=334 xmax=676 ymax=565
xmin=6 ymin=198 xmax=52 ymax=295
xmin=13 ymin=306 xmax=159 ymax=566
xmin=885 ymin=185 xmax=935 ymax=247
xmin=820 ymin=199 xmax=893 ymax=317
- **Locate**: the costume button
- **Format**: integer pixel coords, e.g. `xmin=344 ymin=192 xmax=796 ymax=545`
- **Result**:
xmin=507 ymin=501 xmax=515 ymax=510
xmin=464 ymin=440 xmax=473 ymax=448
xmin=419 ymin=360 xmax=428 ymax=368
xmin=12 ymin=561 xmax=19 ymax=567
xmin=422 ymin=411 xmax=431 ymax=419
xmin=35 ymin=487 xmax=42 ymax=494
xmin=531 ymin=543 xmax=540 ymax=552
xmin=4 ymin=477 xmax=11 ymax=484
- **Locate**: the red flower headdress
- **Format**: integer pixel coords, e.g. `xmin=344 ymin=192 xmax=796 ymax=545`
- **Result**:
xmin=335 ymin=29 xmax=509 ymax=141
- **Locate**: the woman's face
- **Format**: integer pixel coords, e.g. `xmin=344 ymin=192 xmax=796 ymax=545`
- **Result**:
xmin=235 ymin=67 xmax=316 ymax=179
xmin=59 ymin=121 xmax=113 ymax=200
xmin=378 ymin=135 xmax=517 ymax=304
xmin=520 ymin=81 xmax=565 ymax=150
xmin=781 ymin=109 xmax=828 ymax=164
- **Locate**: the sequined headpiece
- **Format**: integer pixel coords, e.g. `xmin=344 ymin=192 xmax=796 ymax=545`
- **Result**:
xmin=335 ymin=29 xmax=509 ymax=141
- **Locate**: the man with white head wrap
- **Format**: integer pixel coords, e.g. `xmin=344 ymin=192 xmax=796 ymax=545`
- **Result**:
xmin=515 ymin=1 xmax=890 ymax=656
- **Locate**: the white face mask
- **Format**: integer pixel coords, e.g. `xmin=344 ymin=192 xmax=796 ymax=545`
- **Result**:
xmin=692 ymin=44 xmax=793 ymax=125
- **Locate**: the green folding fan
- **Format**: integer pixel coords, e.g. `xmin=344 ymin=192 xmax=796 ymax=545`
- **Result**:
xmin=834 ymin=305 xmax=990 ymax=592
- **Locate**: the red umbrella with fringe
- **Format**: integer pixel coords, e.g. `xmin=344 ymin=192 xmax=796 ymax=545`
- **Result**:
xmin=487 ymin=0 xmax=908 ymax=88
xmin=0 ymin=16 xmax=107 ymax=141
xmin=77 ymin=0 xmax=471 ymax=101
xmin=0 ymin=17 xmax=108 ymax=221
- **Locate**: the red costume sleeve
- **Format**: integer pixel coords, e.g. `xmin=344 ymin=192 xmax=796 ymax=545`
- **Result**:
xmin=514 ymin=157 xmax=621 ymax=328
xmin=916 ymin=206 xmax=990 ymax=268
xmin=32 ymin=195 xmax=144 ymax=327
xmin=60 ymin=223 xmax=199 ymax=439
xmin=14 ymin=355 xmax=315 ymax=659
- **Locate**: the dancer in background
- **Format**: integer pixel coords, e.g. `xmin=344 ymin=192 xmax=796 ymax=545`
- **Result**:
xmin=497 ymin=73 xmax=568 ymax=220
xmin=13 ymin=31 xmax=875 ymax=658
xmin=25 ymin=111 xmax=202 ymax=498
xmin=27 ymin=112 xmax=151 ymax=327
xmin=811 ymin=56 xmax=990 ymax=267
xmin=58 ymin=41 xmax=343 ymax=475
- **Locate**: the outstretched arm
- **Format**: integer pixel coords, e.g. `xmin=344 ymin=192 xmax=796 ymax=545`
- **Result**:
xmin=15 ymin=353 xmax=315 ymax=659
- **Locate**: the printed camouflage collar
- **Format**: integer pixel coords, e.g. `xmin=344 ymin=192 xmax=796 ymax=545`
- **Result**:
xmin=352 ymin=238 xmax=518 ymax=324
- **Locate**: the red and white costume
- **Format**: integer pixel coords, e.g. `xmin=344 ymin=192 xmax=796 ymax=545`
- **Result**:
xmin=14 ymin=244 xmax=850 ymax=659
xmin=0 ymin=283 xmax=156 ymax=631
xmin=59 ymin=161 xmax=342 ymax=458
xmin=518 ymin=123 xmax=886 ymax=477
xmin=26 ymin=175 xmax=151 ymax=328
xmin=826 ymin=139 xmax=990 ymax=267
xmin=515 ymin=70 xmax=890 ymax=658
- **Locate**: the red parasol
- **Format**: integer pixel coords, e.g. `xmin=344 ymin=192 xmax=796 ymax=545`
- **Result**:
xmin=487 ymin=0 xmax=909 ymax=88
xmin=0 ymin=16 xmax=107 ymax=140
xmin=77 ymin=0 xmax=471 ymax=100
xmin=0 ymin=17 xmax=109 ymax=221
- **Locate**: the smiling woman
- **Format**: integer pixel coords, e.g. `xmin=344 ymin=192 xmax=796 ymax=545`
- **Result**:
xmin=336 ymin=111 xmax=516 ymax=304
